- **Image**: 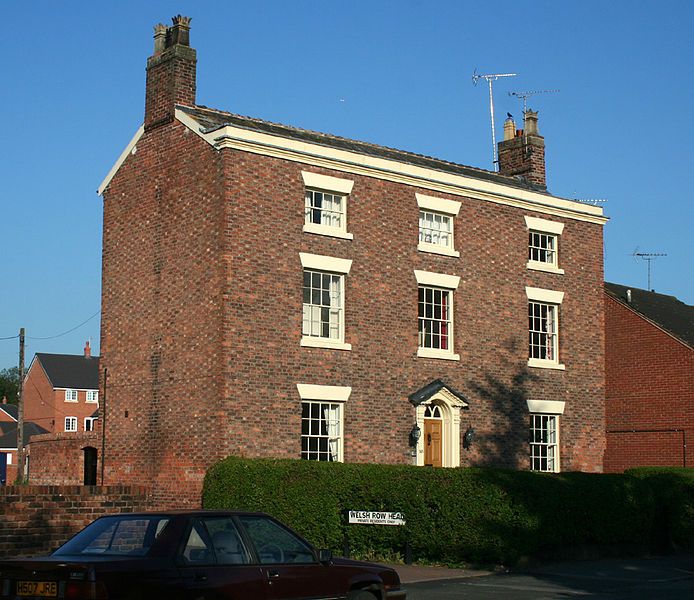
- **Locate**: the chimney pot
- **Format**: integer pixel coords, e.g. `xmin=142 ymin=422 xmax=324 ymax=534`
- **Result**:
xmin=2 ymin=395 xmax=6 ymax=404
xmin=524 ymin=109 xmax=539 ymax=136
xmin=153 ymin=23 xmax=167 ymax=54
xmin=626 ymin=289 xmax=632 ymax=303
xmin=84 ymin=340 xmax=91 ymax=358
xmin=503 ymin=116 xmax=515 ymax=141
xmin=170 ymin=14 xmax=192 ymax=47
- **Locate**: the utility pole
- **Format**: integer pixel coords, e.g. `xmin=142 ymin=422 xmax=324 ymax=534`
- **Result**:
xmin=16 ymin=328 xmax=25 ymax=484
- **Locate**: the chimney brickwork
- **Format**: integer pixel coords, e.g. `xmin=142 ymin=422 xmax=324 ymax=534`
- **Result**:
xmin=498 ymin=110 xmax=546 ymax=189
xmin=144 ymin=15 xmax=196 ymax=131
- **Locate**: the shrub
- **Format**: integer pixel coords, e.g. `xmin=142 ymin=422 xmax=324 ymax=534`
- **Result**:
xmin=203 ymin=458 xmax=694 ymax=565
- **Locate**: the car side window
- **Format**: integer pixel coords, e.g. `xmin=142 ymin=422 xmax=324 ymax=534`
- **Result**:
xmin=181 ymin=518 xmax=251 ymax=566
xmin=238 ymin=516 xmax=316 ymax=564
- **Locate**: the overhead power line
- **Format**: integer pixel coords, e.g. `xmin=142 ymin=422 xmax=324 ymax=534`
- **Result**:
xmin=27 ymin=310 xmax=101 ymax=341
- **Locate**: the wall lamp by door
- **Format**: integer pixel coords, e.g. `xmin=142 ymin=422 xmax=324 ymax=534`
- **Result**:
xmin=409 ymin=424 xmax=421 ymax=447
xmin=463 ymin=426 xmax=476 ymax=450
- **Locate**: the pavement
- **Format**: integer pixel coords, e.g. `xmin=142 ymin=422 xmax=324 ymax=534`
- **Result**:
xmin=384 ymin=553 xmax=694 ymax=584
xmin=382 ymin=562 xmax=492 ymax=583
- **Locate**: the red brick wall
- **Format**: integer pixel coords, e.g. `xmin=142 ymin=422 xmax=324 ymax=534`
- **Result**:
xmin=0 ymin=485 xmax=150 ymax=558
xmin=100 ymin=112 xmax=605 ymax=507
xmin=604 ymin=294 xmax=693 ymax=472
xmin=28 ymin=432 xmax=100 ymax=485
xmin=100 ymin=118 xmax=226 ymax=508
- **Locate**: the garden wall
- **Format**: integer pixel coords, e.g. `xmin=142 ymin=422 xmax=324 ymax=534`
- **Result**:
xmin=0 ymin=485 xmax=152 ymax=558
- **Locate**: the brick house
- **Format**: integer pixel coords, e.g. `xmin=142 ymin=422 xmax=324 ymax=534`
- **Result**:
xmin=96 ymin=16 xmax=607 ymax=507
xmin=0 ymin=402 xmax=49 ymax=484
xmin=23 ymin=343 xmax=100 ymax=435
xmin=604 ymin=283 xmax=694 ymax=472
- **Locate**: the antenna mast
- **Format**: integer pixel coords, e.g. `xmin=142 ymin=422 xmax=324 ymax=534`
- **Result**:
xmin=473 ymin=69 xmax=517 ymax=170
xmin=633 ymin=251 xmax=667 ymax=290
xmin=509 ymin=89 xmax=559 ymax=114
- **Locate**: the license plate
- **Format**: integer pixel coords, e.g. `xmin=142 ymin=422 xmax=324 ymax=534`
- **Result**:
xmin=17 ymin=580 xmax=58 ymax=597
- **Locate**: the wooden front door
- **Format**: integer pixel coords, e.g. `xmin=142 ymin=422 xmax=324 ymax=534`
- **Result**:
xmin=424 ymin=419 xmax=443 ymax=467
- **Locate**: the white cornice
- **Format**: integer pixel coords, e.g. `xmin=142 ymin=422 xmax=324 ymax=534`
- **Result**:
xmin=175 ymin=109 xmax=607 ymax=225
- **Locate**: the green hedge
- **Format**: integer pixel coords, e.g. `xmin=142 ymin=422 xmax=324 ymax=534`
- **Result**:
xmin=203 ymin=458 xmax=694 ymax=565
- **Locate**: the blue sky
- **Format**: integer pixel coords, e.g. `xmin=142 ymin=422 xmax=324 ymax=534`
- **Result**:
xmin=1 ymin=1 xmax=692 ymax=369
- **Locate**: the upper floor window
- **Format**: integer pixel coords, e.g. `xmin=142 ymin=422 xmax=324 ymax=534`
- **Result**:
xmin=65 ymin=389 xmax=78 ymax=402
xmin=416 ymin=193 xmax=461 ymax=257
xmin=300 ymin=253 xmax=352 ymax=351
xmin=526 ymin=287 xmax=565 ymax=370
xmin=65 ymin=416 xmax=77 ymax=432
xmin=86 ymin=390 xmax=98 ymax=403
xmin=301 ymin=171 xmax=354 ymax=240
xmin=414 ymin=270 xmax=461 ymax=361
xmin=524 ymin=216 xmax=564 ymax=274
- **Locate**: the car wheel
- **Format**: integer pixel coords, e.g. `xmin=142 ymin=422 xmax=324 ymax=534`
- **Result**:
xmin=348 ymin=591 xmax=377 ymax=600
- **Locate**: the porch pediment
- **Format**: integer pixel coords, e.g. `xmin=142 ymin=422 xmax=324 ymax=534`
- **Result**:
xmin=408 ymin=379 xmax=469 ymax=409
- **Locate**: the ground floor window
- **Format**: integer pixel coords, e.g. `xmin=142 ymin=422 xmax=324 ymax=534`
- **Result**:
xmin=530 ymin=414 xmax=559 ymax=472
xmin=301 ymin=401 xmax=342 ymax=462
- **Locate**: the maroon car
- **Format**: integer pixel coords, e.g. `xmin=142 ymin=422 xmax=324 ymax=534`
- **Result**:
xmin=0 ymin=510 xmax=405 ymax=599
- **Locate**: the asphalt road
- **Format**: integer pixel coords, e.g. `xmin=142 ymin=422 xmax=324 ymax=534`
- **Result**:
xmin=402 ymin=555 xmax=694 ymax=599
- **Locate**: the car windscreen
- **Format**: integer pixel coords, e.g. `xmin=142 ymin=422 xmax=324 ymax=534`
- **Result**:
xmin=53 ymin=516 xmax=171 ymax=557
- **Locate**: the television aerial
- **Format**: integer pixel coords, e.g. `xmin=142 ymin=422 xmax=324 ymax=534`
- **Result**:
xmin=508 ymin=89 xmax=559 ymax=114
xmin=472 ymin=69 xmax=517 ymax=171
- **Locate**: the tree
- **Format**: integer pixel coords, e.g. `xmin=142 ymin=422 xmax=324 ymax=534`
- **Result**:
xmin=0 ymin=366 xmax=20 ymax=405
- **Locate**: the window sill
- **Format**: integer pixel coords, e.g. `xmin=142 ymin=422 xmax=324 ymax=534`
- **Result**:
xmin=527 ymin=261 xmax=564 ymax=275
xmin=417 ymin=348 xmax=460 ymax=361
xmin=527 ymin=358 xmax=566 ymax=371
xmin=301 ymin=337 xmax=352 ymax=351
xmin=417 ymin=242 xmax=460 ymax=258
xmin=64 ymin=400 xmax=78 ymax=403
xmin=303 ymin=223 xmax=353 ymax=240
xmin=85 ymin=400 xmax=98 ymax=403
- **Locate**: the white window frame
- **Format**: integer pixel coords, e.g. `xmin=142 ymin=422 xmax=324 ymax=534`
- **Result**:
xmin=525 ymin=216 xmax=564 ymax=274
xmin=297 ymin=384 xmax=350 ymax=463
xmin=65 ymin=416 xmax=78 ymax=432
xmin=526 ymin=287 xmax=565 ymax=370
xmin=65 ymin=389 xmax=78 ymax=402
xmin=527 ymin=400 xmax=564 ymax=473
xmin=86 ymin=390 xmax=98 ymax=403
xmin=300 ymin=253 xmax=352 ymax=351
xmin=415 ymin=270 xmax=461 ymax=361
xmin=302 ymin=171 xmax=354 ymax=240
xmin=417 ymin=193 xmax=461 ymax=257
xmin=84 ymin=417 xmax=97 ymax=431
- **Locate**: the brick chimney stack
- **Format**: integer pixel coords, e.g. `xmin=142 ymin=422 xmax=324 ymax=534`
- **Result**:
xmin=84 ymin=340 xmax=91 ymax=358
xmin=145 ymin=15 xmax=196 ymax=131
xmin=498 ymin=109 xmax=546 ymax=189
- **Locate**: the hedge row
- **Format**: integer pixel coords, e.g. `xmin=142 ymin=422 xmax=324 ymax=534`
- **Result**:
xmin=203 ymin=458 xmax=694 ymax=565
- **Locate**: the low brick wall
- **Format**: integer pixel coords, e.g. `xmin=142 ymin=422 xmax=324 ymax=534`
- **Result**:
xmin=28 ymin=432 xmax=101 ymax=485
xmin=0 ymin=485 xmax=152 ymax=558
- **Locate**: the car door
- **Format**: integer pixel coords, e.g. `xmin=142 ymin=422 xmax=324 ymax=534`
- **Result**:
xmin=237 ymin=515 xmax=344 ymax=600
xmin=177 ymin=516 xmax=267 ymax=600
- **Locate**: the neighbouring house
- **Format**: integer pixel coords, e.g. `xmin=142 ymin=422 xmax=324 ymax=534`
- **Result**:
xmin=604 ymin=283 xmax=694 ymax=472
xmin=0 ymin=402 xmax=49 ymax=484
xmin=23 ymin=342 xmax=100 ymax=435
xmin=17 ymin=344 xmax=101 ymax=486
xmin=93 ymin=16 xmax=607 ymax=507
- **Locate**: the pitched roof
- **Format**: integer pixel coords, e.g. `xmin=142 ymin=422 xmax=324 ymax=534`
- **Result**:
xmin=0 ymin=421 xmax=49 ymax=449
xmin=0 ymin=404 xmax=18 ymax=421
xmin=179 ymin=105 xmax=547 ymax=194
xmin=32 ymin=353 xmax=100 ymax=389
xmin=605 ymin=282 xmax=694 ymax=348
